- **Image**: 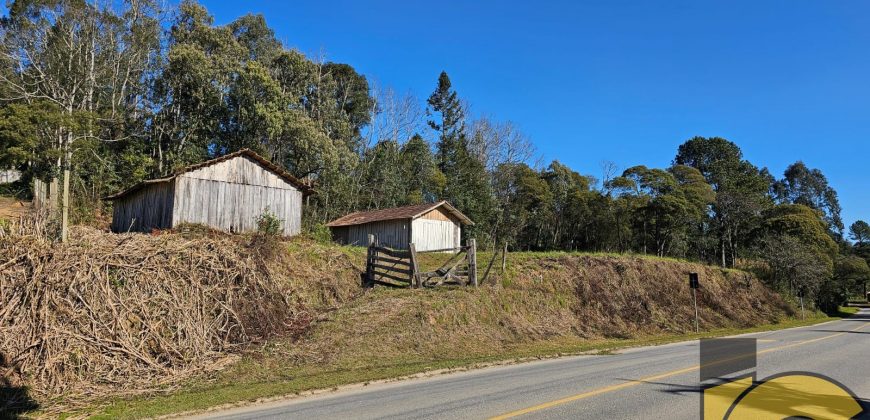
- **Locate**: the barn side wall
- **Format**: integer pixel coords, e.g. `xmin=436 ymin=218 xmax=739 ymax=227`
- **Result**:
xmin=171 ymin=157 xmax=302 ymax=236
xmin=183 ymin=155 xmax=291 ymax=188
xmin=332 ymin=220 xmax=411 ymax=249
xmin=411 ymin=216 xmax=460 ymax=251
xmin=0 ymin=169 xmax=21 ymax=184
xmin=110 ymin=181 xmax=175 ymax=233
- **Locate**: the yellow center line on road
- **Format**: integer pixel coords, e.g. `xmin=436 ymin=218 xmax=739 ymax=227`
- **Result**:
xmin=489 ymin=319 xmax=869 ymax=420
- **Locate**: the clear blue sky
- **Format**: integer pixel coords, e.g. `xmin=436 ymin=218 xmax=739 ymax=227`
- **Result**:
xmin=202 ymin=0 xmax=869 ymax=229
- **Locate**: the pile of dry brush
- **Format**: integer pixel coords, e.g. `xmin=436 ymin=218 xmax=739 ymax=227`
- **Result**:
xmin=0 ymin=221 xmax=311 ymax=409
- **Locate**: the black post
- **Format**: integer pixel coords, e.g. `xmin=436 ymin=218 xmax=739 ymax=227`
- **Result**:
xmin=689 ymin=272 xmax=700 ymax=332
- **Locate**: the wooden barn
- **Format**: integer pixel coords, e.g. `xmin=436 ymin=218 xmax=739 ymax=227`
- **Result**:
xmin=105 ymin=149 xmax=312 ymax=235
xmin=326 ymin=201 xmax=473 ymax=251
xmin=0 ymin=169 xmax=21 ymax=184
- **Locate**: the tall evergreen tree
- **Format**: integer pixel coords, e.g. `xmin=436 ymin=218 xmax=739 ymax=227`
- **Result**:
xmin=425 ymin=71 xmax=494 ymax=243
xmin=427 ymin=71 xmax=465 ymax=169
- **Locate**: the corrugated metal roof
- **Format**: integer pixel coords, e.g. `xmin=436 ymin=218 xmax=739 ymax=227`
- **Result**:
xmin=326 ymin=201 xmax=474 ymax=227
xmin=103 ymin=149 xmax=314 ymax=200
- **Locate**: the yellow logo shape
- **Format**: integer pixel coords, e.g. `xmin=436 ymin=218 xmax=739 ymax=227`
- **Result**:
xmin=704 ymin=372 xmax=864 ymax=419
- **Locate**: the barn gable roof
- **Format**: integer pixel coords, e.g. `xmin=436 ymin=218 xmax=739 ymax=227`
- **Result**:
xmin=326 ymin=201 xmax=474 ymax=227
xmin=104 ymin=149 xmax=313 ymax=200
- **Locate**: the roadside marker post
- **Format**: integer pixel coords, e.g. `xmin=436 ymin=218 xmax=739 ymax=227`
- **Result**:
xmin=689 ymin=272 xmax=700 ymax=332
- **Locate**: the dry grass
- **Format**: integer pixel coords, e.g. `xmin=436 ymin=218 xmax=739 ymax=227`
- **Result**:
xmin=276 ymin=252 xmax=795 ymax=373
xmin=0 ymin=226 xmax=802 ymax=418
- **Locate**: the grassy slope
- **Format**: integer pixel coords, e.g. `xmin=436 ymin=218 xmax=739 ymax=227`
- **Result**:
xmin=80 ymin=240 xmax=835 ymax=419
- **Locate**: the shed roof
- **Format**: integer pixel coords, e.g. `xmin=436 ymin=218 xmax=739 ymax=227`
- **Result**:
xmin=104 ymin=149 xmax=313 ymax=200
xmin=326 ymin=201 xmax=474 ymax=227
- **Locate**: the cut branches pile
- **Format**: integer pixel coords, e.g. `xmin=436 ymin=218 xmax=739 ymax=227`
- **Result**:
xmin=0 ymin=222 xmax=311 ymax=411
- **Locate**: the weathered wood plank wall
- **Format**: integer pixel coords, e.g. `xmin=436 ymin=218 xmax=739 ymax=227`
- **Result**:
xmin=111 ymin=181 xmax=175 ymax=232
xmin=110 ymin=155 xmax=303 ymax=236
xmin=172 ymin=176 xmax=301 ymax=235
xmin=172 ymin=156 xmax=302 ymax=236
xmin=332 ymin=207 xmax=464 ymax=251
xmin=337 ymin=220 xmax=411 ymax=249
xmin=411 ymin=218 xmax=460 ymax=251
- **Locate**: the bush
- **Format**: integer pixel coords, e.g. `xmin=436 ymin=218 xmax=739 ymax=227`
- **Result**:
xmin=306 ymin=223 xmax=332 ymax=244
xmin=256 ymin=208 xmax=283 ymax=236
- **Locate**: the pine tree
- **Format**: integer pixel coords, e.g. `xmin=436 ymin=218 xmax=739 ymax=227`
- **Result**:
xmin=426 ymin=72 xmax=494 ymax=244
xmin=427 ymin=71 xmax=465 ymax=170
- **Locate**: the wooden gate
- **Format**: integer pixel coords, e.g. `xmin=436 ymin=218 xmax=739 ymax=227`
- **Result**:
xmin=364 ymin=235 xmax=478 ymax=288
xmin=365 ymin=235 xmax=417 ymax=288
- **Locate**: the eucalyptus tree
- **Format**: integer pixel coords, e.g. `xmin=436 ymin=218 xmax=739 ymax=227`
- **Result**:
xmin=0 ymin=0 xmax=161 ymax=240
xmin=773 ymin=161 xmax=843 ymax=236
xmin=675 ymin=136 xmax=774 ymax=266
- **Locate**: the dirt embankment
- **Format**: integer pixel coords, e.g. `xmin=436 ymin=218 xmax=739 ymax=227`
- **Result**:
xmin=0 ymin=226 xmax=795 ymax=414
xmin=288 ymin=253 xmax=795 ymax=371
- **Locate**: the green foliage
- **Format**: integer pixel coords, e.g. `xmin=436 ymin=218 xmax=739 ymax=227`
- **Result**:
xmin=675 ymin=136 xmax=774 ymax=265
xmin=0 ymin=1 xmax=855 ymax=312
xmin=256 ymin=209 xmax=283 ymax=236
xmin=305 ymin=223 xmax=333 ymax=244
xmin=773 ymin=161 xmax=843 ymax=235
xmin=759 ymin=204 xmax=839 ymax=260
xmin=849 ymin=220 xmax=870 ymax=246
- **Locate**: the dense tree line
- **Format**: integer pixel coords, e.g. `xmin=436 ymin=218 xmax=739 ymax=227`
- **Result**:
xmin=0 ymin=0 xmax=866 ymax=311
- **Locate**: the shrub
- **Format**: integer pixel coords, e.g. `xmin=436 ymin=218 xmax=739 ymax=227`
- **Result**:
xmin=256 ymin=208 xmax=283 ymax=236
xmin=306 ymin=223 xmax=332 ymax=244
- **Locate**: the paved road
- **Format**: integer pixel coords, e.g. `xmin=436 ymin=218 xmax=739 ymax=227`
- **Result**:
xmin=197 ymin=309 xmax=869 ymax=419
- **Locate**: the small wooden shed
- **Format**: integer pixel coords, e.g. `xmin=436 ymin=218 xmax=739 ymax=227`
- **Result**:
xmin=326 ymin=201 xmax=473 ymax=251
xmin=105 ymin=149 xmax=312 ymax=235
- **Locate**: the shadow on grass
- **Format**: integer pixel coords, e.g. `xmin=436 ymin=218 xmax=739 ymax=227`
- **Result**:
xmin=1 ymin=352 xmax=39 ymax=420
xmin=0 ymin=382 xmax=38 ymax=420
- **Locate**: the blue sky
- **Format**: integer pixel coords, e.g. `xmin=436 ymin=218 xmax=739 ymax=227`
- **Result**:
xmin=202 ymin=0 xmax=869 ymax=229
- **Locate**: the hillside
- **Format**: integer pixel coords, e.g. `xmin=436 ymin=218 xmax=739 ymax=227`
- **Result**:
xmin=0 ymin=226 xmax=804 ymax=417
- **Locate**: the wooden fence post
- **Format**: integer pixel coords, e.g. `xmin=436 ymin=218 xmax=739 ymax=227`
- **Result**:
xmin=409 ymin=243 xmax=420 ymax=288
xmin=468 ymin=239 xmax=478 ymax=287
xmin=501 ymin=243 xmax=508 ymax=273
xmin=365 ymin=234 xmax=376 ymax=287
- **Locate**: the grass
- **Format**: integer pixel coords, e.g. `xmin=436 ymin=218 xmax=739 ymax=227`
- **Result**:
xmin=836 ymin=305 xmax=860 ymax=316
xmin=24 ymin=239 xmax=857 ymax=419
xmin=84 ymin=310 xmax=846 ymax=419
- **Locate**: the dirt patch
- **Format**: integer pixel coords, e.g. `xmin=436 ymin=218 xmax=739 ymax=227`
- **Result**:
xmin=0 ymin=196 xmax=30 ymax=219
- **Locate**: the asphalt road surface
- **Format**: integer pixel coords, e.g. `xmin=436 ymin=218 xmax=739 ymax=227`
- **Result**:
xmin=197 ymin=309 xmax=869 ymax=419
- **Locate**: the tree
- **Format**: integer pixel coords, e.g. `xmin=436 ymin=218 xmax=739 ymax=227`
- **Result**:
xmin=426 ymin=71 xmax=494 ymax=243
xmin=755 ymin=204 xmax=839 ymax=310
xmin=491 ymin=163 xmax=552 ymax=249
xmin=757 ymin=234 xmax=833 ymax=309
xmin=849 ymin=220 xmax=870 ymax=246
xmin=541 ymin=161 xmax=594 ymax=250
xmin=0 ymin=0 xmax=162 ymax=240
xmin=427 ymin=71 xmax=464 ymax=167
xmin=467 ymin=116 xmax=536 ymax=172
xmin=608 ymin=165 xmax=713 ymax=257
xmin=833 ymin=255 xmax=870 ymax=305
xmin=675 ymin=136 xmax=773 ymax=266
xmin=400 ymin=134 xmax=443 ymax=204
xmin=773 ymin=161 xmax=843 ymax=236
